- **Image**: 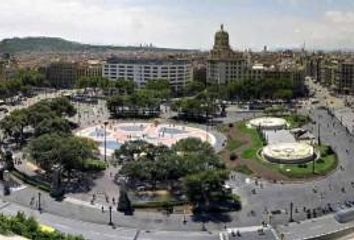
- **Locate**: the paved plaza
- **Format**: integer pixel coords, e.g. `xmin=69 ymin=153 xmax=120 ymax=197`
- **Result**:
xmin=332 ymin=107 xmax=354 ymax=134
xmin=76 ymin=122 xmax=218 ymax=156
xmin=263 ymin=129 xmax=296 ymax=144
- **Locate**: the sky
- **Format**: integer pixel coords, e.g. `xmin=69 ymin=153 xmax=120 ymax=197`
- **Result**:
xmin=1 ymin=0 xmax=354 ymax=50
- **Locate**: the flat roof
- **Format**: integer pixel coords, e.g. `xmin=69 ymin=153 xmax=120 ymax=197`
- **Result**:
xmin=105 ymin=57 xmax=191 ymax=65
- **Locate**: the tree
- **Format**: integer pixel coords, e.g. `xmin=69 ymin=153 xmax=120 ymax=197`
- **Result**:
xmin=184 ymin=81 xmax=206 ymax=96
xmin=172 ymin=137 xmax=214 ymax=155
xmin=107 ymin=90 xmax=161 ymax=118
xmin=0 ymin=109 xmax=29 ymax=144
xmin=34 ymin=117 xmax=71 ymax=136
xmin=28 ymin=134 xmax=99 ymax=173
xmin=4 ymin=151 xmax=14 ymax=171
xmin=144 ymin=79 xmax=171 ymax=99
xmin=183 ymin=169 xmax=230 ymax=209
xmin=47 ymin=97 xmax=76 ymax=117
xmin=117 ymin=188 xmax=133 ymax=214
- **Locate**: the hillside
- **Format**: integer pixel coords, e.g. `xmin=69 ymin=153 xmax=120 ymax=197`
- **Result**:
xmin=0 ymin=37 xmax=197 ymax=53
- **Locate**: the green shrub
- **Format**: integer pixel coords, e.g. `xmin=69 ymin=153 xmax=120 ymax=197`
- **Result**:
xmin=317 ymin=158 xmax=325 ymax=164
xmin=0 ymin=212 xmax=86 ymax=240
xmin=82 ymin=159 xmax=107 ymax=171
xmin=11 ymin=169 xmax=51 ymax=192
xmin=320 ymin=145 xmax=333 ymax=156
xmin=132 ymin=200 xmax=185 ymax=209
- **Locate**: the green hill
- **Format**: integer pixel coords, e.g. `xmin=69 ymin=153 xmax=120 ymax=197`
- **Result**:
xmin=0 ymin=37 xmax=197 ymax=53
xmin=0 ymin=37 xmax=90 ymax=53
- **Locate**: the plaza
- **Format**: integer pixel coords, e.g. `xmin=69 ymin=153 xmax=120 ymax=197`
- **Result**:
xmin=75 ymin=122 xmax=217 ymax=156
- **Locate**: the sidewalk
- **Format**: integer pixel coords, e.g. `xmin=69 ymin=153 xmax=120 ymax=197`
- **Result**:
xmin=2 ymin=186 xmax=226 ymax=232
xmin=0 ymin=201 xmax=218 ymax=240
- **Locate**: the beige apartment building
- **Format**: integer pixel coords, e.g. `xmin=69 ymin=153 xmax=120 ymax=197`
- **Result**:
xmin=207 ymin=25 xmax=248 ymax=84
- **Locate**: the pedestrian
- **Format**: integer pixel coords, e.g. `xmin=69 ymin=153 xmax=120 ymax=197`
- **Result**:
xmin=101 ymin=206 xmax=104 ymax=213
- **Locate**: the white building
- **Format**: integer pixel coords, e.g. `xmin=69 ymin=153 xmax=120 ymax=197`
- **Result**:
xmin=102 ymin=58 xmax=193 ymax=92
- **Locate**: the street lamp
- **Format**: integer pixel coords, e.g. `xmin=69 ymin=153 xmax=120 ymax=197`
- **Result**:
xmin=183 ymin=205 xmax=187 ymax=224
xmin=317 ymin=123 xmax=321 ymax=146
xmin=104 ymin=121 xmax=109 ymax=163
xmin=289 ymin=202 xmax=294 ymax=222
xmin=108 ymin=205 xmax=113 ymax=226
xmin=38 ymin=192 xmax=42 ymax=212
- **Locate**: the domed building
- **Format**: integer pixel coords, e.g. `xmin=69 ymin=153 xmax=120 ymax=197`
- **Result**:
xmin=210 ymin=24 xmax=235 ymax=59
xmin=207 ymin=25 xmax=248 ymax=84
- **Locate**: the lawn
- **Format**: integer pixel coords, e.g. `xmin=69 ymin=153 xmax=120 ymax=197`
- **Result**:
xmin=278 ymin=150 xmax=338 ymax=178
xmin=284 ymin=114 xmax=311 ymax=128
xmin=237 ymin=123 xmax=264 ymax=159
xmin=219 ymin=119 xmax=337 ymax=180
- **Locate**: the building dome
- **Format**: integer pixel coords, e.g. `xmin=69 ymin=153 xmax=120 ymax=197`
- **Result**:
xmin=214 ymin=24 xmax=230 ymax=50
xmin=210 ymin=24 xmax=237 ymax=60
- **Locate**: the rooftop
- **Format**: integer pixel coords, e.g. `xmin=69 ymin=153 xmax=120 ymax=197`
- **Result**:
xmin=105 ymin=57 xmax=191 ymax=65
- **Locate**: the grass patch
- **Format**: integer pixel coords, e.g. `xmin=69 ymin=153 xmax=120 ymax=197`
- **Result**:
xmin=233 ymin=165 xmax=253 ymax=175
xmin=284 ymin=114 xmax=310 ymax=128
xmin=226 ymin=138 xmax=243 ymax=151
xmin=237 ymin=123 xmax=264 ymax=159
xmin=277 ymin=145 xmax=338 ymax=178
xmin=219 ymin=119 xmax=336 ymax=180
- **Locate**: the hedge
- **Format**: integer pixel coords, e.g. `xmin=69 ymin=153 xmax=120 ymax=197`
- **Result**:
xmin=11 ymin=169 xmax=51 ymax=192
xmin=132 ymin=200 xmax=185 ymax=209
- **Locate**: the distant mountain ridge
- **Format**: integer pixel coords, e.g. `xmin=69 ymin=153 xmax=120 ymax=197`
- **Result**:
xmin=0 ymin=37 xmax=197 ymax=53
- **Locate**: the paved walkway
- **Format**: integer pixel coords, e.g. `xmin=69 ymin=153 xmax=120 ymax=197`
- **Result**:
xmin=0 ymin=200 xmax=219 ymax=240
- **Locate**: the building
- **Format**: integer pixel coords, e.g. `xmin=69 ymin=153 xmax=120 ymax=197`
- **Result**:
xmin=319 ymin=61 xmax=338 ymax=88
xmin=46 ymin=62 xmax=78 ymax=88
xmin=336 ymin=61 xmax=354 ymax=94
xmin=207 ymin=25 xmax=248 ymax=84
xmin=102 ymin=57 xmax=193 ymax=92
xmin=77 ymin=60 xmax=102 ymax=79
xmin=207 ymin=25 xmax=305 ymax=95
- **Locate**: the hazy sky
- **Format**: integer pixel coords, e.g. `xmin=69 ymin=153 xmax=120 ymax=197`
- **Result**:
xmin=1 ymin=0 xmax=354 ymax=50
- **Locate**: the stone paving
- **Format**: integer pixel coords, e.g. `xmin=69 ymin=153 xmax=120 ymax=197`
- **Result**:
xmin=76 ymin=122 xmax=218 ymax=156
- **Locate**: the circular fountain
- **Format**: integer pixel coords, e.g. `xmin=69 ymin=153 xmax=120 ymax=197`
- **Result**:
xmin=262 ymin=142 xmax=316 ymax=164
xmin=248 ymin=117 xmax=288 ymax=130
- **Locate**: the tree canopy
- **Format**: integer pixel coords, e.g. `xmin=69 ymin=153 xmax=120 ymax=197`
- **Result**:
xmin=28 ymin=133 xmax=99 ymax=173
xmin=0 ymin=97 xmax=76 ymax=144
xmin=114 ymin=138 xmax=232 ymax=209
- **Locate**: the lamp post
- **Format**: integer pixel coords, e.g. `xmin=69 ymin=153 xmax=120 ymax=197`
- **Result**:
xmin=38 ymin=192 xmax=42 ymax=212
xmin=183 ymin=204 xmax=187 ymax=224
xmin=289 ymin=202 xmax=294 ymax=222
xmin=317 ymin=123 xmax=321 ymax=146
xmin=108 ymin=206 xmax=113 ymax=226
xmin=104 ymin=121 xmax=109 ymax=163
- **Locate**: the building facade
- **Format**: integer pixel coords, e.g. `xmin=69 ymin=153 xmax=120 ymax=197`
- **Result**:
xmin=337 ymin=61 xmax=354 ymax=94
xmin=102 ymin=58 xmax=193 ymax=92
xmin=46 ymin=62 xmax=78 ymax=88
xmin=207 ymin=25 xmax=248 ymax=84
xmin=77 ymin=60 xmax=102 ymax=79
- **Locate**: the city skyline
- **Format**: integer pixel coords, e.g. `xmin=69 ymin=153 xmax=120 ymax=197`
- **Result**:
xmin=2 ymin=0 xmax=354 ymax=51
